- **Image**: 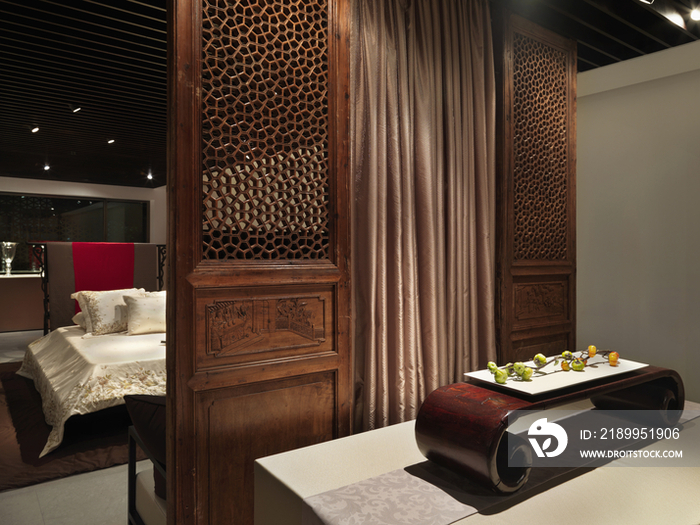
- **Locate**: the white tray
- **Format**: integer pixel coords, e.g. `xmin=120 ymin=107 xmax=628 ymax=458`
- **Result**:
xmin=464 ymin=354 xmax=648 ymax=396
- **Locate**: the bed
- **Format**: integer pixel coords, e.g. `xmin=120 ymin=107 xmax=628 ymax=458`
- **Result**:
xmin=15 ymin=242 xmax=167 ymax=458
xmin=28 ymin=241 xmax=166 ymax=335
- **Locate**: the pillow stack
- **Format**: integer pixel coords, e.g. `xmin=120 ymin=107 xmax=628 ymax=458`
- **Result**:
xmin=71 ymin=289 xmax=166 ymax=335
xmin=123 ymin=291 xmax=167 ymax=335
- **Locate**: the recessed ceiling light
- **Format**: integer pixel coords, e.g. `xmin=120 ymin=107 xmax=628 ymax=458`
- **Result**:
xmin=639 ymin=0 xmax=654 ymax=4
xmin=665 ymin=12 xmax=685 ymax=27
xmin=44 ymin=164 xmax=50 ymax=171
xmin=692 ymin=9 xmax=700 ymax=20
xmin=108 ymin=139 xmax=115 ymax=144
xmin=31 ymin=127 xmax=39 ymax=133
xmin=73 ymin=107 xmax=81 ymax=113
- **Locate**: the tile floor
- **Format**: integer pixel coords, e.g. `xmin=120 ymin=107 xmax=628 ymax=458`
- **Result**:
xmin=0 ymin=329 xmax=42 ymax=363
xmin=0 ymin=330 xmax=144 ymax=525
xmin=0 ymin=463 xmax=140 ymax=525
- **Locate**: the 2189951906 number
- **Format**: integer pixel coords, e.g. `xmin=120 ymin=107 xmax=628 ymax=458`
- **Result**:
xmin=598 ymin=427 xmax=680 ymax=440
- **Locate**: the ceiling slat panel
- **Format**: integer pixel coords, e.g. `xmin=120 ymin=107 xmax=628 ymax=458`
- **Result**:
xmin=1 ymin=0 xmax=698 ymax=187
xmin=0 ymin=0 xmax=167 ymax=187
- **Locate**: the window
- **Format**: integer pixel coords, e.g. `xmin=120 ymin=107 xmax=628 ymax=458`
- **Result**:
xmin=0 ymin=193 xmax=149 ymax=272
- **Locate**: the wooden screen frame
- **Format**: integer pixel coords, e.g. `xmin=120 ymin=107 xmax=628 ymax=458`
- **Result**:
xmin=493 ymin=6 xmax=578 ymax=365
xmin=166 ymin=0 xmax=352 ymax=523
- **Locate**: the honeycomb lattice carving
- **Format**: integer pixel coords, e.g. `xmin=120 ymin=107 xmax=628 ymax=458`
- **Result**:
xmin=512 ymin=32 xmax=569 ymax=261
xmin=201 ymin=0 xmax=330 ymax=260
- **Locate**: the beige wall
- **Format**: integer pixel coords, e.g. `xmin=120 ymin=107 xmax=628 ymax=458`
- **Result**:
xmin=0 ymin=176 xmax=167 ymax=244
xmin=577 ymin=40 xmax=700 ymax=403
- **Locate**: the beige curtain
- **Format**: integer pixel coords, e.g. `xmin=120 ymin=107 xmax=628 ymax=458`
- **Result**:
xmin=351 ymin=0 xmax=497 ymax=431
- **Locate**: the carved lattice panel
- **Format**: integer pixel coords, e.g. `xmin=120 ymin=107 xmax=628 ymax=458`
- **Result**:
xmin=512 ymin=32 xmax=569 ymax=261
xmin=201 ymin=0 xmax=330 ymax=260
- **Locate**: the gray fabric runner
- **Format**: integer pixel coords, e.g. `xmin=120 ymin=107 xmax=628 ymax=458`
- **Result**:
xmin=302 ymin=468 xmax=476 ymax=525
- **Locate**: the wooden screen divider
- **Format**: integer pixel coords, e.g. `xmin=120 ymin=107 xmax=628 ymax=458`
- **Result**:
xmin=167 ymin=1 xmax=352 ymax=523
xmin=492 ymin=3 xmax=578 ymax=365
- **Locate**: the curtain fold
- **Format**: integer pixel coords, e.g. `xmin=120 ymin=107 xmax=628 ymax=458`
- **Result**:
xmin=351 ymin=0 xmax=496 ymax=431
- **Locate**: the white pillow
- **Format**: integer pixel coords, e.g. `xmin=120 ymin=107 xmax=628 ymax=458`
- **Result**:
xmin=71 ymin=311 xmax=88 ymax=331
xmin=71 ymin=292 xmax=94 ymax=333
xmin=124 ymin=291 xmax=166 ymax=335
xmin=71 ymin=288 xmax=145 ymax=335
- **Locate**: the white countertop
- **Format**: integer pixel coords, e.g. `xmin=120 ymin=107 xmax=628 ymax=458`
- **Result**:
xmin=255 ymin=400 xmax=700 ymax=525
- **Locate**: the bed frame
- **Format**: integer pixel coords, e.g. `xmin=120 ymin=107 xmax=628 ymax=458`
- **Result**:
xmin=29 ymin=242 xmax=166 ymax=335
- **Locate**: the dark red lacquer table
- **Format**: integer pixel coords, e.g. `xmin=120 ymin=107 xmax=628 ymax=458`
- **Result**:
xmin=415 ymin=365 xmax=684 ymax=493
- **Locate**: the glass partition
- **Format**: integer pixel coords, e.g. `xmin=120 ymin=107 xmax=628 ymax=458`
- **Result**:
xmin=0 ymin=193 xmax=149 ymax=272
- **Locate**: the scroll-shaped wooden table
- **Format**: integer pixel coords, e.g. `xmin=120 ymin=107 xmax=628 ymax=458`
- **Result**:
xmin=415 ymin=365 xmax=684 ymax=493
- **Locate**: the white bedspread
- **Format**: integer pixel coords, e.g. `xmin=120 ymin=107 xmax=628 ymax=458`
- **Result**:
xmin=17 ymin=326 xmax=166 ymax=457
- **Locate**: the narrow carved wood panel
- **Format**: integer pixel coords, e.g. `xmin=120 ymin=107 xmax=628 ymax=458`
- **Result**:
xmin=512 ymin=32 xmax=570 ymax=262
xmin=493 ymin=8 xmax=577 ymax=365
xmin=168 ymin=0 xmax=351 ymax=524
xmin=197 ymin=372 xmax=336 ymax=524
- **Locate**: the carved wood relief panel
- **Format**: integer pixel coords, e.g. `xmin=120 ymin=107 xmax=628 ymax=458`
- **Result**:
xmin=513 ymin=280 xmax=568 ymax=325
xmin=197 ymin=286 xmax=336 ymax=370
xmin=206 ymin=295 xmax=328 ymax=356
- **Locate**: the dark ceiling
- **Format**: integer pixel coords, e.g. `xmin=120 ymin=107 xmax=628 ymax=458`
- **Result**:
xmin=0 ymin=0 xmax=167 ymax=188
xmin=0 ymin=0 xmax=698 ymax=189
xmin=502 ymin=0 xmax=700 ymax=72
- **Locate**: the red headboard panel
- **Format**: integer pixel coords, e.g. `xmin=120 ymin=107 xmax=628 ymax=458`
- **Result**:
xmin=44 ymin=242 xmax=161 ymax=331
xmin=72 ymin=242 xmax=135 ymax=313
